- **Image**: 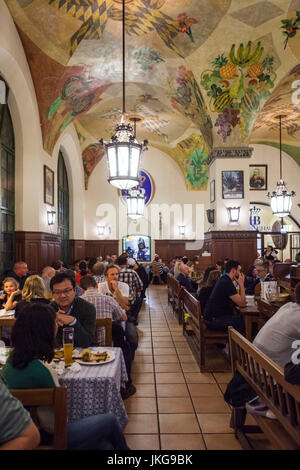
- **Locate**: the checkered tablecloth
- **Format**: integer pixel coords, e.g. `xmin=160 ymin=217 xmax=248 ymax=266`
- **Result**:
xmin=58 ymin=347 xmax=128 ymax=429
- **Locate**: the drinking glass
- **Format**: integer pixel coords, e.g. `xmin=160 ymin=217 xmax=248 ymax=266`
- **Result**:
xmin=63 ymin=327 xmax=74 ymax=366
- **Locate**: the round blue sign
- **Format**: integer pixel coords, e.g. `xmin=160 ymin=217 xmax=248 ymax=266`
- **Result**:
xmin=120 ymin=169 xmax=154 ymax=206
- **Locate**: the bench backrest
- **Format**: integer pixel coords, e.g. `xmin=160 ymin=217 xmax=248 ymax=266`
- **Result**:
xmin=229 ymin=326 xmax=300 ymax=446
xmin=167 ymin=275 xmax=181 ymax=295
xmin=181 ymin=289 xmax=201 ymax=333
xmin=10 ymin=387 xmax=68 ymax=450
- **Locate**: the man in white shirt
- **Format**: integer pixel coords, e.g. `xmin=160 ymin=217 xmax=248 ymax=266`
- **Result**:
xmin=253 ymin=282 xmax=300 ymax=368
xmin=98 ymin=265 xmax=138 ymax=398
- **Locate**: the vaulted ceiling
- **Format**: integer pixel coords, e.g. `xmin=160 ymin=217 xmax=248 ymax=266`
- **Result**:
xmin=5 ymin=0 xmax=300 ymax=189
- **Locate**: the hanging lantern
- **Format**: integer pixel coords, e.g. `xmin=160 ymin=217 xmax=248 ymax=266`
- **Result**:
xmin=126 ymin=187 xmax=145 ymax=219
xmin=100 ymin=116 xmax=147 ymax=190
xmin=100 ymin=0 xmax=147 ymax=190
xmin=268 ymin=115 xmax=295 ymax=217
xmin=268 ymin=180 xmax=295 ymax=217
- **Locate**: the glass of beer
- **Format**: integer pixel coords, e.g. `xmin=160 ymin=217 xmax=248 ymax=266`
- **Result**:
xmin=63 ymin=327 xmax=74 ymax=366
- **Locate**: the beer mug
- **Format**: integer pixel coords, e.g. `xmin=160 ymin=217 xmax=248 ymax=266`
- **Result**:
xmin=63 ymin=327 xmax=74 ymax=366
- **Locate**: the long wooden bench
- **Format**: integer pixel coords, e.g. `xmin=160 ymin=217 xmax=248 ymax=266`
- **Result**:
xmin=182 ymin=289 xmax=228 ymax=372
xmin=167 ymin=274 xmax=183 ymax=324
xmin=229 ymin=326 xmax=300 ymax=450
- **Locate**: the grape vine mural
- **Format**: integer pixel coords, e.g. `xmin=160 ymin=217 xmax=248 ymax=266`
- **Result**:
xmin=200 ymin=41 xmax=276 ymax=142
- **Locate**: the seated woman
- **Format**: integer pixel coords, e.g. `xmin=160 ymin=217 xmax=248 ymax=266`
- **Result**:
xmin=15 ymin=275 xmax=50 ymax=318
xmin=197 ymin=270 xmax=221 ymax=314
xmin=196 ymin=266 xmax=215 ymax=296
xmin=0 ymin=277 xmax=22 ymax=310
xmin=1 ymin=303 xmax=129 ymax=450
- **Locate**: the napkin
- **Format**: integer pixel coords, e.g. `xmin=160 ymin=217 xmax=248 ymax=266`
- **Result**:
xmin=52 ymin=360 xmax=81 ymax=375
xmin=0 ymin=309 xmax=15 ymax=317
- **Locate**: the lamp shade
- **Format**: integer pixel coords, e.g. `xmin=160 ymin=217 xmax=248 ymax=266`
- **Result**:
xmin=178 ymin=225 xmax=186 ymax=236
xmin=126 ymin=187 xmax=145 ymax=219
xmin=101 ymin=117 xmax=147 ymax=190
xmin=227 ymin=207 xmax=240 ymax=223
xmin=268 ymin=180 xmax=295 ymax=217
xmin=97 ymin=226 xmax=105 ymax=236
xmin=47 ymin=210 xmax=56 ymax=225
xmin=206 ymin=209 xmax=215 ymax=224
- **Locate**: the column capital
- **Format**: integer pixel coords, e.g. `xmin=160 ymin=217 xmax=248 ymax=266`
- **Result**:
xmin=207 ymin=146 xmax=254 ymax=166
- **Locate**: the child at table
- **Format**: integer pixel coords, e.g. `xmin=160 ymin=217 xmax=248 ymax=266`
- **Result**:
xmin=1 ymin=303 xmax=129 ymax=450
xmin=0 ymin=277 xmax=22 ymax=310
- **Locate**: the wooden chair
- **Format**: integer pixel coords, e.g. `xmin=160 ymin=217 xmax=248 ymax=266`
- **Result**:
xmin=182 ymin=289 xmax=228 ymax=371
xmin=95 ymin=318 xmax=112 ymax=346
xmin=229 ymin=327 xmax=300 ymax=450
xmin=151 ymin=264 xmax=162 ymax=285
xmin=0 ymin=318 xmax=16 ymax=346
xmin=10 ymin=387 xmax=68 ymax=450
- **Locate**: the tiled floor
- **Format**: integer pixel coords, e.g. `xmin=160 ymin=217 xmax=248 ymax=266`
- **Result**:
xmin=123 ymin=285 xmax=245 ymax=450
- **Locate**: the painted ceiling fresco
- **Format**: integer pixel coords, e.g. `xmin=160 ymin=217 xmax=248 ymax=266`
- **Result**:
xmin=4 ymin=0 xmax=300 ymax=189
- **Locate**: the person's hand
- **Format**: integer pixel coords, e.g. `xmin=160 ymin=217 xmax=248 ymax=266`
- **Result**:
xmin=11 ymin=289 xmax=22 ymax=297
xmin=0 ymin=292 xmax=6 ymax=300
xmin=237 ymin=272 xmax=245 ymax=286
xmin=56 ymin=310 xmax=75 ymax=327
xmin=109 ymin=280 xmax=118 ymax=293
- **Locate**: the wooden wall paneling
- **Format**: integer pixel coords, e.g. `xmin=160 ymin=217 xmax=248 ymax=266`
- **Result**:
xmin=69 ymin=240 xmax=86 ymax=262
xmin=14 ymin=232 xmax=61 ymax=274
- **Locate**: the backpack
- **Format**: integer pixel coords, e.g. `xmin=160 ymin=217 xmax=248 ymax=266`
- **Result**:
xmin=224 ymin=371 xmax=256 ymax=407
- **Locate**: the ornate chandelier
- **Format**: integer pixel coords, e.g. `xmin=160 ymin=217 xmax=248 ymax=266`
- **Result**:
xmin=100 ymin=0 xmax=147 ymax=190
xmin=126 ymin=187 xmax=145 ymax=220
xmin=267 ymin=115 xmax=295 ymax=218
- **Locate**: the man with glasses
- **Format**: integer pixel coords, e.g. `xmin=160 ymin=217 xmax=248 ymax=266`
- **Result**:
xmin=246 ymin=261 xmax=272 ymax=295
xmin=50 ymin=273 xmax=96 ymax=348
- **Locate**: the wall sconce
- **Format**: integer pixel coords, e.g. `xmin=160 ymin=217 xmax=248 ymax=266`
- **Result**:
xmin=179 ymin=225 xmax=186 ymax=236
xmin=206 ymin=209 xmax=215 ymax=224
xmin=47 ymin=210 xmax=56 ymax=225
xmin=227 ymin=207 xmax=240 ymax=224
xmin=97 ymin=225 xmax=105 ymax=236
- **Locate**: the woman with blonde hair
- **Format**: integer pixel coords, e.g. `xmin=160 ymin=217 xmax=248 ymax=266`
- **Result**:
xmin=15 ymin=275 xmax=50 ymax=318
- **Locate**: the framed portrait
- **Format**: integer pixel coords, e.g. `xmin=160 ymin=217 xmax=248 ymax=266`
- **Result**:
xmin=44 ymin=165 xmax=54 ymax=206
xmin=222 ymin=171 xmax=244 ymax=199
xmin=210 ymin=180 xmax=215 ymax=203
xmin=249 ymin=165 xmax=267 ymax=191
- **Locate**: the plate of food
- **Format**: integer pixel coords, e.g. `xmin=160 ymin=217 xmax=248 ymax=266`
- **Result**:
xmin=75 ymin=349 xmax=115 ymax=365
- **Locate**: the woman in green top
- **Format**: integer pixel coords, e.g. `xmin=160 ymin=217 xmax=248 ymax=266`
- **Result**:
xmin=1 ymin=303 xmax=129 ymax=450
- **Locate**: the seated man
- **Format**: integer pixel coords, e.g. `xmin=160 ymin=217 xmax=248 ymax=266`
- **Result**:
xmin=79 ymin=275 xmax=127 ymax=345
xmin=50 ymin=273 xmax=96 ymax=348
xmin=116 ymin=257 xmax=144 ymax=322
xmin=177 ymin=263 xmax=197 ymax=294
xmin=203 ymin=259 xmax=246 ymax=335
xmin=1 ymin=261 xmax=31 ymax=290
xmin=41 ymin=266 xmax=56 ymax=296
xmin=253 ymin=282 xmax=300 ymax=368
xmin=0 ymin=375 xmax=40 ymax=450
xmin=245 ymin=261 xmax=272 ymax=295
xmin=150 ymin=255 xmax=166 ymax=284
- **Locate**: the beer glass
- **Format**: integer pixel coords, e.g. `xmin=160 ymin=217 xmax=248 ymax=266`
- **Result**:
xmin=63 ymin=327 xmax=74 ymax=366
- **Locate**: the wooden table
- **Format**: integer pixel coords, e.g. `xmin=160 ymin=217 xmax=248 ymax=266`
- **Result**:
xmin=240 ymin=299 xmax=284 ymax=342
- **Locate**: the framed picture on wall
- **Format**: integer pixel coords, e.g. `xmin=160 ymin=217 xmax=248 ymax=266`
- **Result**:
xmin=249 ymin=165 xmax=267 ymax=190
xmin=44 ymin=165 xmax=54 ymax=206
xmin=210 ymin=180 xmax=215 ymax=203
xmin=222 ymin=170 xmax=244 ymax=199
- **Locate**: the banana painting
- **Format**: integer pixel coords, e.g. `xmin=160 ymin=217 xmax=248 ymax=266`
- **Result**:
xmin=201 ymin=40 xmax=277 ymax=143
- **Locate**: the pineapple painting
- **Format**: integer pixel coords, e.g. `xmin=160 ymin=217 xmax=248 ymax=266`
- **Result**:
xmin=200 ymin=41 xmax=277 ymax=142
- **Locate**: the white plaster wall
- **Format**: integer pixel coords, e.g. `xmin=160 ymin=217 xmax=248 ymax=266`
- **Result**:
xmin=249 ymin=144 xmax=300 ymax=226
xmin=0 ymin=0 xmax=43 ymax=231
xmin=84 ymin=145 xmax=210 ymax=243
xmin=0 ymin=1 xmax=83 ymax=237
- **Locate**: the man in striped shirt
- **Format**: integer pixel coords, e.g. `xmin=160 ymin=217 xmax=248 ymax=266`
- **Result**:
xmin=116 ymin=256 xmax=144 ymax=323
xmin=79 ymin=275 xmax=126 ymax=345
xmin=0 ymin=375 xmax=40 ymax=449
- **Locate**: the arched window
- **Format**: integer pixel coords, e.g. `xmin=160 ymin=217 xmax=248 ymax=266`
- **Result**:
xmin=0 ymin=97 xmax=15 ymax=273
xmin=57 ymin=151 xmax=69 ymax=264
